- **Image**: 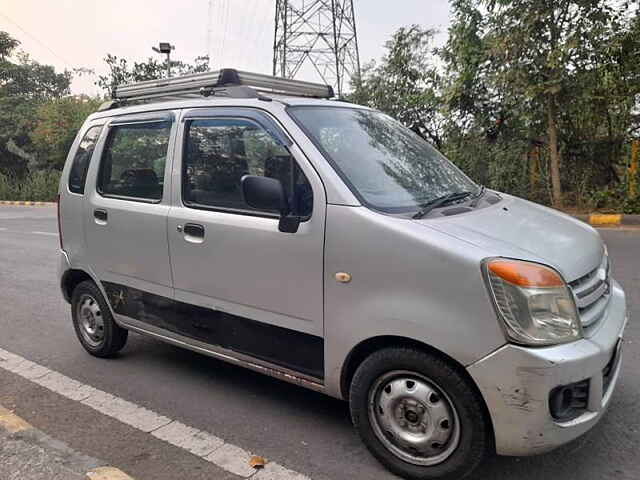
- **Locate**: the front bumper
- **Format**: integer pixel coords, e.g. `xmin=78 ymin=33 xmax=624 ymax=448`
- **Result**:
xmin=468 ymin=279 xmax=627 ymax=456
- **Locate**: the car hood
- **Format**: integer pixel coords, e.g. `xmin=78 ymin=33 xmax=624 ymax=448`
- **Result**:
xmin=414 ymin=193 xmax=604 ymax=281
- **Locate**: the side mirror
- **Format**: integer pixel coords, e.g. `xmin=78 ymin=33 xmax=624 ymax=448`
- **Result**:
xmin=241 ymin=175 xmax=300 ymax=233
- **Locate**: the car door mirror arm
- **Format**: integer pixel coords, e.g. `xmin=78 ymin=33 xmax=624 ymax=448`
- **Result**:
xmin=241 ymin=175 xmax=301 ymax=233
xmin=278 ymin=214 xmax=301 ymax=233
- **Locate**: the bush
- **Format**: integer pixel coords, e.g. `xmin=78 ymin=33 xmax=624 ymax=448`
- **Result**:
xmin=0 ymin=170 xmax=60 ymax=201
xmin=623 ymin=196 xmax=640 ymax=214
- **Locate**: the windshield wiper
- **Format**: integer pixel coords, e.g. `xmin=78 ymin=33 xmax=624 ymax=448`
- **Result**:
xmin=469 ymin=185 xmax=486 ymax=208
xmin=412 ymin=191 xmax=474 ymax=219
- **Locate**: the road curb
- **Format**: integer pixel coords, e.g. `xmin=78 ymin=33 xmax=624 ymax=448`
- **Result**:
xmin=572 ymin=213 xmax=640 ymax=226
xmin=0 ymin=200 xmax=56 ymax=206
xmin=0 ymin=403 xmax=135 ymax=480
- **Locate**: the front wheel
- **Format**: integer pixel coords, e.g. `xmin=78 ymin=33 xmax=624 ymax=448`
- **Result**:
xmin=349 ymin=347 xmax=492 ymax=480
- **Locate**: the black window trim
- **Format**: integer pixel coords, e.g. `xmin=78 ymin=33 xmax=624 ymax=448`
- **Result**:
xmin=109 ymin=111 xmax=174 ymax=125
xmin=180 ymin=114 xmax=312 ymax=221
xmin=286 ymin=105 xmax=374 ymax=210
xmin=67 ymin=123 xmax=104 ymax=196
xmin=96 ymin=117 xmax=173 ymax=204
xmin=181 ymin=108 xmax=292 ymax=147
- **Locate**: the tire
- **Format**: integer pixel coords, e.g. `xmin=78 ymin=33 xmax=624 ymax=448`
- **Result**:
xmin=349 ymin=347 xmax=492 ymax=480
xmin=71 ymin=280 xmax=128 ymax=357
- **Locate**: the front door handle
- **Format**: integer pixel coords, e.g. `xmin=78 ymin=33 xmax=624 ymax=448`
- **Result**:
xmin=183 ymin=223 xmax=205 ymax=243
xmin=94 ymin=208 xmax=108 ymax=225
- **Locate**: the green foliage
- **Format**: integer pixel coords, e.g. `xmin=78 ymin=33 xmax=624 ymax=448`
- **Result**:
xmin=623 ymin=196 xmax=640 ymax=214
xmin=0 ymin=30 xmax=73 ymax=179
xmin=0 ymin=96 xmax=38 ymax=177
xmin=0 ymin=35 xmax=71 ymax=99
xmin=0 ymin=31 xmax=19 ymax=59
xmin=30 ymin=96 xmax=102 ymax=171
xmin=353 ymin=2 xmax=639 ymax=211
xmin=96 ymin=54 xmax=210 ymax=95
xmin=350 ymin=26 xmax=445 ymax=148
xmin=0 ymin=170 xmax=60 ymax=202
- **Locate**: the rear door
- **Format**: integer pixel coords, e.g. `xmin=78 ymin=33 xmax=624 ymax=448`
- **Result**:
xmin=166 ymin=108 xmax=326 ymax=379
xmin=84 ymin=111 xmax=176 ymax=307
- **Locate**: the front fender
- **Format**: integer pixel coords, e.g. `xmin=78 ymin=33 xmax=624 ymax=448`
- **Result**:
xmin=322 ymin=205 xmax=505 ymax=398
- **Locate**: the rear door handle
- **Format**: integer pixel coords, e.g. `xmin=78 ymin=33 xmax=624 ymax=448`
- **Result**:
xmin=94 ymin=209 xmax=108 ymax=225
xmin=182 ymin=223 xmax=205 ymax=243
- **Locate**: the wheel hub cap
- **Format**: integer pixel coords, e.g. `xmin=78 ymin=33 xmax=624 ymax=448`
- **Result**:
xmin=368 ymin=371 xmax=461 ymax=466
xmin=77 ymin=294 xmax=104 ymax=347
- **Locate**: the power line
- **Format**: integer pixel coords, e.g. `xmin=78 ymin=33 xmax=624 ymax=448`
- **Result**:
xmin=206 ymin=0 xmax=213 ymax=67
xmin=248 ymin=0 xmax=269 ymax=70
xmin=212 ymin=0 xmax=223 ymax=68
xmin=241 ymin=0 xmax=259 ymax=67
xmin=253 ymin=1 xmax=273 ymax=71
xmin=0 ymin=11 xmax=74 ymax=68
xmin=220 ymin=0 xmax=230 ymax=66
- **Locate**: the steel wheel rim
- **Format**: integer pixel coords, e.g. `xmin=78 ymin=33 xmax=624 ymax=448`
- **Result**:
xmin=77 ymin=294 xmax=105 ymax=347
xmin=368 ymin=370 xmax=461 ymax=466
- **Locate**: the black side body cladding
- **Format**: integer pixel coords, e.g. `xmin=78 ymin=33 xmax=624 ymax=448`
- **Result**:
xmin=102 ymin=282 xmax=324 ymax=379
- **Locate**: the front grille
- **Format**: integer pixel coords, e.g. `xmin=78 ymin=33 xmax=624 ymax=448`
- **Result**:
xmin=569 ymin=254 xmax=610 ymax=329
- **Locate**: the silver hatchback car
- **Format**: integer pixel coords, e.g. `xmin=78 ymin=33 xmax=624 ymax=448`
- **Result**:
xmin=58 ymin=69 xmax=627 ymax=480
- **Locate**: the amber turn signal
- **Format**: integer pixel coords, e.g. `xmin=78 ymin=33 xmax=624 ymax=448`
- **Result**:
xmin=487 ymin=259 xmax=564 ymax=288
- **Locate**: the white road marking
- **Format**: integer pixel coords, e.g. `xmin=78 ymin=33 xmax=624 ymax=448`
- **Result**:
xmin=206 ymin=443 xmax=260 ymax=477
xmin=0 ymin=347 xmax=309 ymax=479
xmin=0 ymin=229 xmax=58 ymax=236
xmin=152 ymin=420 xmax=224 ymax=457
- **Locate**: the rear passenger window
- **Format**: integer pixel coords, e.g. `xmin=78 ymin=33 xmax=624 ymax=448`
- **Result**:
xmin=182 ymin=118 xmax=313 ymax=216
xmin=98 ymin=121 xmax=171 ymax=201
xmin=68 ymin=125 xmax=103 ymax=194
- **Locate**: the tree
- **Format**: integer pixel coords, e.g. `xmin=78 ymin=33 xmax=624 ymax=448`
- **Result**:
xmin=0 ymin=31 xmax=72 ymax=176
xmin=480 ymin=0 xmax=627 ymax=207
xmin=30 ymin=95 xmax=101 ymax=171
xmin=439 ymin=0 xmax=494 ymax=133
xmin=0 ymin=31 xmax=19 ymax=60
xmin=350 ymin=26 xmax=445 ymax=149
xmin=96 ymin=54 xmax=210 ymax=96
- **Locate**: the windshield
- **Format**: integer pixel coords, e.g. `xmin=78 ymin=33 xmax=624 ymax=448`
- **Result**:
xmin=289 ymin=106 xmax=478 ymax=213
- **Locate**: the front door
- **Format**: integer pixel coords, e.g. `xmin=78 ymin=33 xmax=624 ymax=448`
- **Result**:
xmin=84 ymin=112 xmax=176 ymax=305
xmin=167 ymin=108 xmax=326 ymax=379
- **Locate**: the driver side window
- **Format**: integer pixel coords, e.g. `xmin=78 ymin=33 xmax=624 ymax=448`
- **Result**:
xmin=182 ymin=118 xmax=313 ymax=217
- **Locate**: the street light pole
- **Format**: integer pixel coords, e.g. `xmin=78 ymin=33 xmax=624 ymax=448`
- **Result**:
xmin=152 ymin=42 xmax=175 ymax=78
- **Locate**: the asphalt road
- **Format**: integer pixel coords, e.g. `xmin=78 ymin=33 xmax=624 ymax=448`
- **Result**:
xmin=0 ymin=205 xmax=638 ymax=480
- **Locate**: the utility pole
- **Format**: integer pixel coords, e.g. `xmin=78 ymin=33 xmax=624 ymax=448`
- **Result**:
xmin=273 ymin=0 xmax=361 ymax=97
xmin=152 ymin=42 xmax=175 ymax=78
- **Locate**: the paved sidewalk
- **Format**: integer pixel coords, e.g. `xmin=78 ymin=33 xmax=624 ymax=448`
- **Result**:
xmin=0 ymin=405 xmax=133 ymax=480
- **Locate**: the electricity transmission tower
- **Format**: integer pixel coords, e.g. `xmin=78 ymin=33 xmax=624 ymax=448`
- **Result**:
xmin=273 ymin=0 xmax=361 ymax=97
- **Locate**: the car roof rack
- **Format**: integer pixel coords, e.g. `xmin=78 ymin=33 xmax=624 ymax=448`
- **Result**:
xmin=98 ymin=68 xmax=335 ymax=111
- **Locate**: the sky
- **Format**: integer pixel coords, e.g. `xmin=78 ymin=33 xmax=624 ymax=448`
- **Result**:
xmin=0 ymin=0 xmax=451 ymax=96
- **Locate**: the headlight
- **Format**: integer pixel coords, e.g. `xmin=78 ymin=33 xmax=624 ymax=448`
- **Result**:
xmin=483 ymin=258 xmax=582 ymax=346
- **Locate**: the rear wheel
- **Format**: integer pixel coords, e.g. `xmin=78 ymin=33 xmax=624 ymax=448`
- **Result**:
xmin=349 ymin=347 xmax=492 ymax=480
xmin=71 ymin=281 xmax=128 ymax=357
